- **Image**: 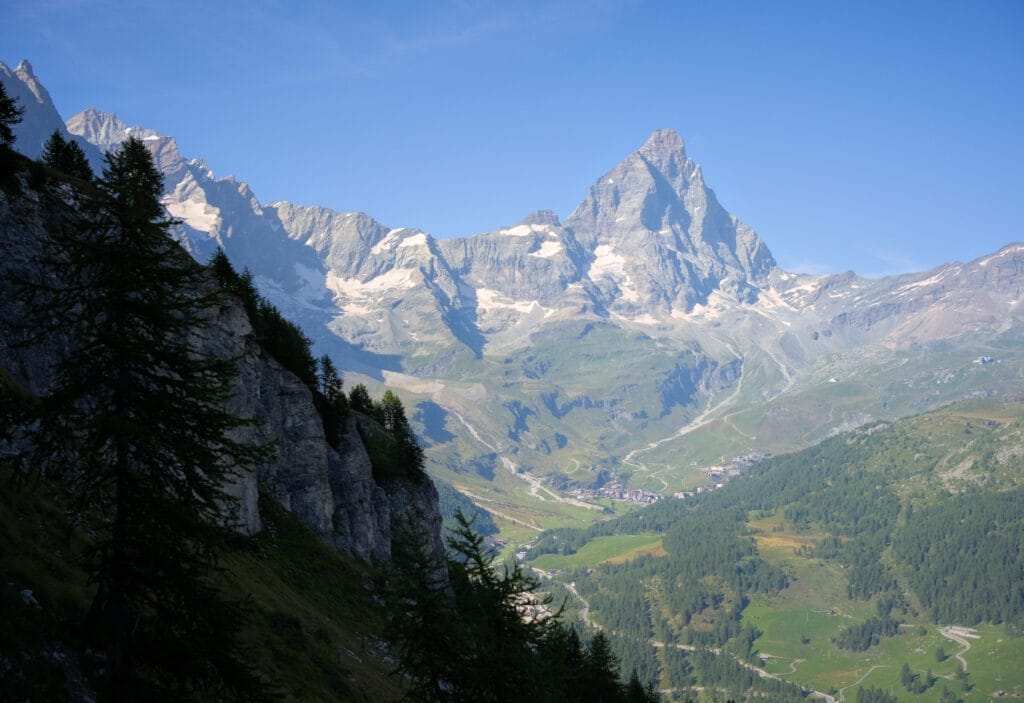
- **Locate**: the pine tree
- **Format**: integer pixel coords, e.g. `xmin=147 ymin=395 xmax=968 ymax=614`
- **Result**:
xmin=379 ymin=389 xmax=425 ymax=474
xmin=20 ymin=136 xmax=271 ymax=701
xmin=382 ymin=518 xmax=456 ymax=702
xmin=40 ymin=129 xmax=93 ymax=180
xmin=348 ymin=383 xmax=373 ymax=415
xmin=446 ymin=508 xmax=560 ymax=699
xmin=314 ymin=354 xmax=347 ymax=446
xmin=900 ymin=662 xmax=914 ymax=689
xmin=581 ymin=632 xmax=625 ymax=702
xmin=0 ymin=81 xmax=24 ymax=147
xmin=625 ymin=670 xmax=647 ymax=702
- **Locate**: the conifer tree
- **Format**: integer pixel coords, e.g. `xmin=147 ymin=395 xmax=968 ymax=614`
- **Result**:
xmin=379 ymin=389 xmax=425 ymax=473
xmin=40 ymin=129 xmax=93 ymax=180
xmin=581 ymin=632 xmax=625 ymax=702
xmin=348 ymin=383 xmax=373 ymax=415
xmin=316 ymin=354 xmax=347 ymax=445
xmin=22 ymin=136 xmax=271 ymax=701
xmin=0 ymin=82 xmax=23 ymax=147
xmin=382 ymin=519 xmax=457 ymax=702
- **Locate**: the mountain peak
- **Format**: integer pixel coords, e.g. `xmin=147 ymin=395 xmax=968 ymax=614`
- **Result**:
xmin=639 ymin=128 xmax=685 ymax=158
xmin=518 ymin=210 xmax=561 ymax=227
xmin=15 ymin=59 xmax=35 ymax=77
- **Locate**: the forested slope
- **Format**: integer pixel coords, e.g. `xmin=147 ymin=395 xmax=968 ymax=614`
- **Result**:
xmin=528 ymin=399 xmax=1024 ymax=700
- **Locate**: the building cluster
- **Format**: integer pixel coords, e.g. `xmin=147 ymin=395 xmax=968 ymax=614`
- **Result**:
xmin=668 ymin=452 xmax=771 ymax=499
xmin=561 ymin=453 xmax=772 ymax=507
xmin=569 ymin=481 xmax=662 ymax=505
xmin=697 ymin=452 xmax=771 ymax=482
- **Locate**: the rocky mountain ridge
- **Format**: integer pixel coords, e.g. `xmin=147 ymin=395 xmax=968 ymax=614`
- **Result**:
xmin=4 ymin=61 xmax=1022 ymax=521
xmin=0 ymin=149 xmax=444 ymax=567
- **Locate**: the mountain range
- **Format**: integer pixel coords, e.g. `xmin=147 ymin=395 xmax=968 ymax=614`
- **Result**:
xmin=5 ymin=59 xmax=1022 ymax=528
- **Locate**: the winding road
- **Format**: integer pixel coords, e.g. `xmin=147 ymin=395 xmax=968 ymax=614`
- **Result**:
xmin=836 ymin=666 xmax=890 ymax=702
xmin=548 ymin=570 xmax=836 ymax=703
xmin=937 ymin=626 xmax=973 ymax=673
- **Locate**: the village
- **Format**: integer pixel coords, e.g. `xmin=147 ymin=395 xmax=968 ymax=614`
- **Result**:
xmin=567 ymin=452 xmax=773 ymax=505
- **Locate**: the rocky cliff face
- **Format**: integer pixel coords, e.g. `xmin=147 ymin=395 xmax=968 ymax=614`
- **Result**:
xmin=0 ymin=61 xmax=104 ymax=172
xmin=0 ymin=157 xmax=445 ymax=567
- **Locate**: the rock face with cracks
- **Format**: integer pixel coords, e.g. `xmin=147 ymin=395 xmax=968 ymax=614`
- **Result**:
xmin=0 ymin=162 xmax=445 ymax=567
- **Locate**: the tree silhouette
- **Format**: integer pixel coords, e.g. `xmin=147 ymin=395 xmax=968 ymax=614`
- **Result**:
xmin=40 ymin=130 xmax=93 ymax=180
xmin=0 ymin=82 xmax=24 ymax=147
xmin=20 ymin=136 xmax=271 ymax=701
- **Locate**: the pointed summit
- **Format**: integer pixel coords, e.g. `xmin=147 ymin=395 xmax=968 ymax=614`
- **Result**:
xmin=639 ymin=128 xmax=686 ymax=157
xmin=564 ymin=129 xmax=776 ymax=313
xmin=518 ymin=210 xmax=561 ymax=227
xmin=0 ymin=60 xmax=66 ymax=158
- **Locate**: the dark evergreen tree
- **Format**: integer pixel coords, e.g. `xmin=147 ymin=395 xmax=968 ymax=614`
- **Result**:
xmin=318 ymin=354 xmax=344 ymax=403
xmin=315 ymin=354 xmax=347 ymax=446
xmin=900 ymin=662 xmax=914 ymax=688
xmin=19 ymin=137 xmax=271 ymax=701
xmin=382 ymin=519 xmax=456 ymax=702
xmin=0 ymin=82 xmax=24 ymax=147
xmin=624 ymin=669 xmax=659 ymax=703
xmin=40 ymin=129 xmax=93 ymax=180
xmin=446 ymin=508 xmax=561 ymax=699
xmin=580 ymin=632 xmax=624 ymax=702
xmin=348 ymin=383 xmax=373 ymax=415
xmin=381 ymin=510 xmax=644 ymax=702
xmin=379 ymin=389 xmax=425 ymax=473
xmin=939 ymin=686 xmax=962 ymax=703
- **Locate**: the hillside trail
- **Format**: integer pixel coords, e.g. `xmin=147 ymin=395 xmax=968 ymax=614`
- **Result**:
xmin=937 ymin=626 xmax=973 ymax=672
xmin=549 ymin=570 xmax=836 ymax=703
xmin=457 ymin=488 xmax=542 ymax=531
xmin=621 ymin=354 xmax=745 ymax=474
xmin=836 ymin=665 xmax=890 ymax=702
xmin=622 ymin=337 xmax=803 ymax=479
xmin=449 ymin=410 xmax=599 ymax=511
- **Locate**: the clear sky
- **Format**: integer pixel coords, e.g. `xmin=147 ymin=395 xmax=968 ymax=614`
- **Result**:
xmin=4 ymin=1 xmax=1022 ymax=276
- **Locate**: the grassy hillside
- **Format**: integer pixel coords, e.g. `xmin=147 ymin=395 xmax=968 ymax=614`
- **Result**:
xmin=1 ymin=481 xmax=405 ymax=702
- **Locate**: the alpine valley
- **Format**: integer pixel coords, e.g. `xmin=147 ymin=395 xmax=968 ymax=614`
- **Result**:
xmin=4 ymin=59 xmax=1023 ymax=531
xmin=4 ymin=58 xmax=1024 ymax=702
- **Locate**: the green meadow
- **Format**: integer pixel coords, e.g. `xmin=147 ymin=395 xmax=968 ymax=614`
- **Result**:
xmin=743 ymin=514 xmax=1024 ymax=701
xmin=529 ymin=533 xmax=665 ymax=571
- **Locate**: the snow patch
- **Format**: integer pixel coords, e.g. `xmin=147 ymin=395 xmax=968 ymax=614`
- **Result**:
xmin=292 ymin=263 xmax=328 ymax=304
xmin=163 ymin=197 xmax=219 ymax=233
xmin=498 ymin=223 xmax=551 ymax=238
xmin=588 ymin=245 xmax=640 ymax=301
xmin=589 ymin=245 xmax=626 ymax=277
xmin=897 ymin=272 xmax=944 ymax=292
xmin=529 ymin=240 xmax=564 ymax=258
xmin=371 ymin=228 xmax=408 ymax=254
xmin=977 ymin=243 xmax=1024 ymax=266
xmin=611 ymin=311 xmax=660 ymax=325
xmin=326 ymin=268 xmax=420 ymax=301
xmin=475 ymin=288 xmax=548 ymax=315
xmin=398 ymin=232 xmax=428 ymax=248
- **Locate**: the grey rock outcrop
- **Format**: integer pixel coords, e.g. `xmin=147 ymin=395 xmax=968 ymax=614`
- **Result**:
xmin=0 ymin=157 xmax=445 ymax=567
xmin=0 ymin=61 xmax=104 ymax=172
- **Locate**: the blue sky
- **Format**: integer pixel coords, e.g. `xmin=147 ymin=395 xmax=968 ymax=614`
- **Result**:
xmin=4 ymin=0 xmax=1022 ymax=276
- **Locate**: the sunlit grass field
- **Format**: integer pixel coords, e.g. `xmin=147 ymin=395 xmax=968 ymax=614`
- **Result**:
xmin=529 ymin=533 xmax=665 ymax=571
xmin=743 ymin=513 xmax=1024 ymax=701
